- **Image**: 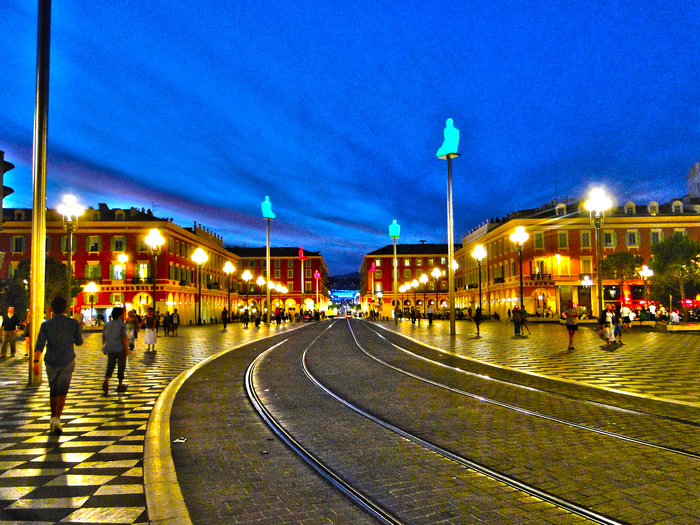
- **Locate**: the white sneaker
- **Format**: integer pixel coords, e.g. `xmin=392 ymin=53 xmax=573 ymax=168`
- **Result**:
xmin=52 ymin=418 xmax=62 ymax=434
xmin=49 ymin=418 xmax=56 ymax=432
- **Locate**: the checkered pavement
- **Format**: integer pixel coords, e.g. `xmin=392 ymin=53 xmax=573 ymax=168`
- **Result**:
xmin=0 ymin=321 xmax=280 ymax=524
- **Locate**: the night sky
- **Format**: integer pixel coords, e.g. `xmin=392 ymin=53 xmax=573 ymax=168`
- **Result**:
xmin=2 ymin=1 xmax=699 ymax=275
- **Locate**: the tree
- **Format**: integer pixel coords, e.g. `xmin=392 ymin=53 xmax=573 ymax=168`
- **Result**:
xmin=649 ymin=234 xmax=700 ymax=316
xmin=16 ymin=257 xmax=82 ymax=313
xmin=600 ymin=251 xmax=643 ymax=300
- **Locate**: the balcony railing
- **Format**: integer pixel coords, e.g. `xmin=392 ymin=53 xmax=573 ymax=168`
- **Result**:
xmin=493 ymin=277 xmax=505 ymax=284
xmin=529 ymin=273 xmax=552 ymax=281
xmin=77 ymin=277 xmax=102 ymax=285
xmin=132 ymin=277 xmax=153 ymax=285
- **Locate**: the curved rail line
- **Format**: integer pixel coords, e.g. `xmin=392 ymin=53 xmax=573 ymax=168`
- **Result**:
xmin=368 ymin=322 xmax=700 ymax=427
xmin=300 ymin=322 xmax=627 ymax=525
xmin=353 ymin=321 xmax=700 ymax=459
xmin=245 ymin=324 xmax=406 ymax=525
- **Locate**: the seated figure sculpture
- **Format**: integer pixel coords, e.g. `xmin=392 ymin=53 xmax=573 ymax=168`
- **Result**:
xmin=436 ymin=118 xmax=459 ymax=158
xmin=261 ymin=195 xmax=275 ymax=219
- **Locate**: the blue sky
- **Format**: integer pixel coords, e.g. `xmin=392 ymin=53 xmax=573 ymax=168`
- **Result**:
xmin=2 ymin=0 xmax=700 ymax=274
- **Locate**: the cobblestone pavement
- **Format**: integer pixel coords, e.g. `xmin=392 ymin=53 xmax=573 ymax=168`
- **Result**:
xmin=374 ymin=318 xmax=700 ymax=406
xmin=0 ymin=320 xmax=289 ymax=524
xmin=1 ymin=317 xmax=698 ymax=524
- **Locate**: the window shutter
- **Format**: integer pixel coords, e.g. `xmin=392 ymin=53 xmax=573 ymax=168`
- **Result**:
xmin=109 ymin=264 xmax=115 ymax=279
xmin=613 ymin=232 xmax=618 ymax=247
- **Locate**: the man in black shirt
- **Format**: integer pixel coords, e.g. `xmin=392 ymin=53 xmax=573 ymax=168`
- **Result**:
xmin=1 ymin=306 xmax=20 ymax=358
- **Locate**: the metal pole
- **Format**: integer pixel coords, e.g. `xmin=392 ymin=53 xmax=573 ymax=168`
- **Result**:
xmin=29 ymin=0 xmax=52 ymax=385
xmin=447 ymin=155 xmax=456 ymax=335
xmin=594 ymin=217 xmax=603 ymax=317
xmin=227 ymin=274 xmax=231 ymax=313
xmin=518 ymin=246 xmax=524 ymax=310
xmin=478 ymin=261 xmax=482 ymax=308
xmin=266 ymin=218 xmax=271 ymax=325
xmin=393 ymin=238 xmax=398 ymax=312
xmin=66 ymin=224 xmax=73 ymax=309
xmin=197 ymin=263 xmax=202 ymax=324
xmin=152 ymin=251 xmax=157 ymax=314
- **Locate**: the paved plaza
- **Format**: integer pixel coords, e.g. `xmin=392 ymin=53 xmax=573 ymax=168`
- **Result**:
xmin=0 ymin=317 xmax=697 ymax=524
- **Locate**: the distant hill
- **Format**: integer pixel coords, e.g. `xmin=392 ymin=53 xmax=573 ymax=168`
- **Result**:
xmin=328 ymin=272 xmax=360 ymax=290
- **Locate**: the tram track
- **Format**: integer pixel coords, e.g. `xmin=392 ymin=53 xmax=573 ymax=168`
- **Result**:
xmin=352 ymin=322 xmax=700 ymax=460
xmin=246 ymin=320 xmax=651 ymax=524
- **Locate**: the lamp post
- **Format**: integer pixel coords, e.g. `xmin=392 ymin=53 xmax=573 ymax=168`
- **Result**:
xmin=314 ymin=270 xmax=320 ymax=309
xmin=223 ymin=261 xmax=235 ymax=314
xmin=145 ymin=228 xmax=165 ymax=313
xmin=411 ymin=279 xmax=419 ymax=310
xmin=192 ymin=248 xmax=208 ymax=325
xmin=472 ymin=244 xmax=486 ymax=310
xmin=639 ymin=265 xmax=654 ymax=304
xmin=267 ymin=280 xmax=275 ymax=321
xmin=510 ymin=226 xmax=529 ymax=310
xmin=84 ymin=281 xmax=98 ymax=324
xmin=261 ymin=196 xmax=275 ymax=325
xmin=57 ymin=195 xmax=84 ymax=313
xmin=585 ymin=188 xmax=612 ymax=318
xmin=437 ymin=118 xmax=460 ymax=335
xmin=431 ymin=267 xmax=441 ymax=310
xmin=242 ymin=269 xmax=252 ymax=309
xmin=256 ymin=276 xmax=265 ymax=310
xmin=419 ymin=274 xmax=428 ymax=315
xmin=389 ymin=220 xmax=400 ymax=311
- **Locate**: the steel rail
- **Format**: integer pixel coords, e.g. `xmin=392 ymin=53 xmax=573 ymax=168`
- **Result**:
xmin=245 ymin=324 xmax=405 ymax=525
xmin=295 ymin=319 xmax=629 ymax=525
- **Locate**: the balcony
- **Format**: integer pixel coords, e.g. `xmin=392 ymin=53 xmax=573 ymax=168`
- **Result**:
xmin=77 ymin=277 xmax=102 ymax=285
xmin=529 ymin=273 xmax=552 ymax=282
xmin=493 ymin=277 xmax=505 ymax=284
xmin=132 ymin=277 xmax=153 ymax=285
xmin=179 ymin=280 xmax=189 ymax=286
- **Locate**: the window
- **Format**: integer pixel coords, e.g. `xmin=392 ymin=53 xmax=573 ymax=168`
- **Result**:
xmin=248 ymin=260 xmax=255 ymax=268
xmin=581 ymin=231 xmax=591 ymax=249
xmin=10 ymin=236 xmax=26 ymax=253
xmin=375 ymin=283 xmax=382 ymax=292
xmin=672 ymin=200 xmax=683 ymax=214
xmin=555 ymin=203 xmax=566 ymax=216
xmin=305 ymin=282 xmax=312 ymax=293
xmin=404 ymin=258 xmax=411 ymax=266
xmin=287 ymin=269 xmax=293 ymax=278
xmin=111 ymin=236 xmax=126 ymax=252
xmin=375 ymin=258 xmax=382 ymax=267
xmin=626 ymin=231 xmax=639 ymax=247
xmin=115 ymin=210 xmax=125 ymax=221
xmin=112 ymin=263 xmax=126 ymax=280
xmin=275 ymin=259 xmax=280 ymax=268
xmin=650 ymin=230 xmax=663 ymax=245
xmin=137 ymin=263 xmax=150 ymax=279
xmin=305 ymin=269 xmax=311 ymax=278
xmin=111 ymin=293 xmax=124 ymax=303
xmin=305 ymin=259 xmax=311 ymax=268
xmin=416 ymin=258 xmax=423 ymax=267
xmin=534 ymin=233 xmax=544 ymax=250
xmin=557 ymin=232 xmax=568 ymax=249
xmin=603 ymin=231 xmax=617 ymax=248
xmin=674 ymin=228 xmax=688 ymax=237
xmin=440 ymin=257 xmax=447 ymax=265
xmin=45 ymin=236 xmax=51 ymax=252
xmin=61 ymin=236 xmax=77 ymax=252
xmin=375 ymin=270 xmax=383 ymax=279
xmin=87 ymin=236 xmax=101 ymax=252
xmin=511 ymin=261 xmax=516 ymax=276
xmin=274 ymin=270 xmax=280 ymax=278
xmin=428 ymin=258 xmax=435 ymax=266
xmin=90 ymin=211 xmax=100 ymax=220
xmin=85 ymin=263 xmax=101 ymax=279
xmin=581 ymin=258 xmax=592 ymax=275
xmin=14 ymin=210 xmax=25 ymax=221
xmin=287 ymin=259 xmax=293 ymax=268
xmin=403 ymin=269 xmax=412 ymax=279
xmin=648 ymin=202 xmax=659 ymax=216
xmin=287 ymin=281 xmax=293 ymax=292
xmin=136 ymin=237 xmax=148 ymax=252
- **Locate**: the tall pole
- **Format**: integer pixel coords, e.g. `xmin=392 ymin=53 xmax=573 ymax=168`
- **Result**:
xmin=66 ymin=224 xmax=73 ymax=309
xmin=594 ymin=217 xmax=603 ymax=317
xmin=227 ymin=273 xmax=231 ymax=313
xmin=518 ymin=246 xmax=524 ymax=310
xmin=477 ymin=260 xmax=482 ymax=309
xmin=151 ymin=251 xmax=157 ymax=313
xmin=266 ymin=218 xmax=271 ymax=325
xmin=393 ymin=238 xmax=398 ymax=311
xmin=29 ymin=0 xmax=52 ymax=385
xmin=197 ymin=263 xmax=203 ymax=325
xmin=446 ymin=155 xmax=456 ymax=335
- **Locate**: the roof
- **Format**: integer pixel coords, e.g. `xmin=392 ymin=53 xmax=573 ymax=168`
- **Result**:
xmin=226 ymin=246 xmax=322 ymax=258
xmin=366 ymin=243 xmax=461 ymax=256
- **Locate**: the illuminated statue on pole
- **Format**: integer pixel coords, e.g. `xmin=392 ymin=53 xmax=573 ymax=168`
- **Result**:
xmin=436 ymin=118 xmax=459 ymax=158
xmin=261 ymin=195 xmax=275 ymax=219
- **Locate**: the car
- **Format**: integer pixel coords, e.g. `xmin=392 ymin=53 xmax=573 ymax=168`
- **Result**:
xmin=345 ymin=310 xmax=352 ymax=318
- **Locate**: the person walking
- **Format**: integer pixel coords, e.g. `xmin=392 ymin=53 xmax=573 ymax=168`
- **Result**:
xmin=125 ymin=310 xmax=138 ymax=353
xmin=221 ymin=307 xmax=229 ymax=331
xmin=33 ymin=296 xmax=83 ymax=434
xmin=520 ymin=308 xmax=531 ymax=335
xmin=564 ymin=300 xmax=578 ymax=350
xmin=394 ymin=305 xmax=401 ymax=325
xmin=599 ymin=303 xmax=616 ymax=346
xmin=1 ymin=306 xmax=20 ymax=358
xmin=410 ymin=307 xmax=416 ymax=325
xmin=101 ymin=306 xmax=129 ymax=394
xmin=512 ymin=306 xmax=522 ymax=335
xmin=170 ymin=309 xmax=180 ymax=336
xmin=474 ymin=306 xmax=483 ymax=336
xmin=144 ymin=307 xmax=157 ymax=353
xmin=242 ymin=308 xmax=250 ymax=328
xmin=162 ymin=311 xmax=171 ymax=336
xmin=620 ymin=304 xmax=632 ymax=332
xmin=427 ymin=305 xmax=434 ymax=325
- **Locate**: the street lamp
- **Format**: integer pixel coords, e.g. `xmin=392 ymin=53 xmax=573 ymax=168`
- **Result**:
xmin=242 ymin=269 xmax=252 ymax=309
xmin=639 ymin=265 xmax=654 ymax=303
xmin=585 ymin=188 xmax=612 ymax=318
xmin=267 ymin=280 xmax=275 ymax=321
xmin=472 ymin=244 xmax=486 ymax=310
xmin=431 ymin=267 xmax=441 ymax=310
xmin=256 ymin=275 xmax=266 ymax=309
xmin=411 ymin=279 xmax=419 ymax=310
xmin=419 ymin=274 xmax=428 ymax=314
xmin=84 ymin=281 xmax=98 ymax=324
xmin=192 ymin=248 xmax=208 ymax=325
xmin=223 ymin=261 xmax=235 ymax=313
xmin=145 ymin=228 xmax=165 ymax=313
xmin=510 ymin=226 xmax=529 ymax=310
xmin=57 ymin=195 xmax=84 ymax=312
xmin=389 ymin=220 xmax=400 ymax=311
xmin=261 ymin=196 xmax=275 ymax=325
xmin=437 ymin=118 xmax=460 ymax=335
xmin=314 ymin=270 xmax=321 ymax=309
